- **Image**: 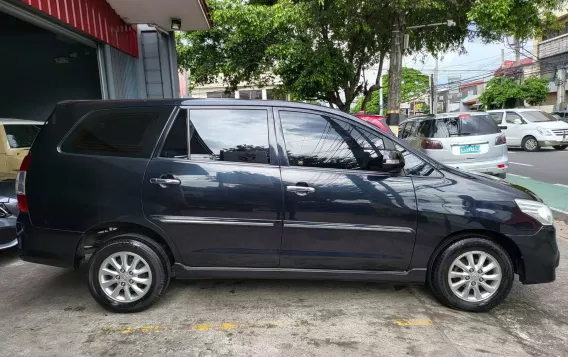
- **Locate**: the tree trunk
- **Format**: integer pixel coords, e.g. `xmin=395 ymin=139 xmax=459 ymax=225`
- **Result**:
xmin=361 ymin=53 xmax=386 ymax=112
xmin=386 ymin=11 xmax=404 ymax=125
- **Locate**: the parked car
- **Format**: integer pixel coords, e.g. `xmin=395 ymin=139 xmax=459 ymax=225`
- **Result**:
xmin=0 ymin=179 xmax=18 ymax=251
xmin=353 ymin=112 xmax=393 ymax=135
xmin=398 ymin=112 xmax=508 ymax=179
xmin=17 ymin=100 xmax=558 ymax=313
xmin=488 ymin=109 xmax=568 ymax=151
xmin=0 ymin=119 xmax=43 ymax=179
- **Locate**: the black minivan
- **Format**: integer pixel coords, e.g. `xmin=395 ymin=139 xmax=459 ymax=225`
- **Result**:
xmin=16 ymin=100 xmax=559 ymax=313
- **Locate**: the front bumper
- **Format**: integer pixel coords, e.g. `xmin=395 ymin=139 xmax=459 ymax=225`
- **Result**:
xmin=17 ymin=213 xmax=83 ymax=268
xmin=511 ymin=225 xmax=559 ymax=284
xmin=539 ymin=136 xmax=568 ymax=147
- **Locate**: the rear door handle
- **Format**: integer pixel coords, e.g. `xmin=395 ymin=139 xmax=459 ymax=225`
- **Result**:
xmin=499 ymin=126 xmax=508 ymax=130
xmin=287 ymin=186 xmax=315 ymax=196
xmin=150 ymin=177 xmax=181 ymax=187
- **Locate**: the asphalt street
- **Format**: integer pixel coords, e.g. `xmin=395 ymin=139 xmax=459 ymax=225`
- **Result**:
xmin=0 ymin=224 xmax=567 ymax=357
xmin=505 ymin=147 xmax=568 ymax=219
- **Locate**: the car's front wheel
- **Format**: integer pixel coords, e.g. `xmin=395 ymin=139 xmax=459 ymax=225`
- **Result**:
xmin=553 ymin=145 xmax=568 ymax=150
xmin=88 ymin=235 xmax=170 ymax=313
xmin=430 ymin=237 xmax=514 ymax=312
xmin=521 ymin=136 xmax=540 ymax=152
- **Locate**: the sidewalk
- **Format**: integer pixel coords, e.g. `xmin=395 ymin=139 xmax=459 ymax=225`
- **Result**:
xmin=556 ymin=220 xmax=568 ymax=240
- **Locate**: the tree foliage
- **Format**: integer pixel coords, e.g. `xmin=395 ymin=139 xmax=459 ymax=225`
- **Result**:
xmin=520 ymin=76 xmax=550 ymax=106
xmin=177 ymin=0 xmax=565 ymax=113
xmin=479 ymin=76 xmax=521 ymax=109
xmin=352 ymin=67 xmax=429 ymax=114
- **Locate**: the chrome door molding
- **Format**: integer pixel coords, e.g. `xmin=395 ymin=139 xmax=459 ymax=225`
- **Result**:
xmin=283 ymin=220 xmax=415 ymax=233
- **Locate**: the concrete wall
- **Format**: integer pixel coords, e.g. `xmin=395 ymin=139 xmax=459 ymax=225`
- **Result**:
xmin=0 ymin=32 xmax=101 ymax=120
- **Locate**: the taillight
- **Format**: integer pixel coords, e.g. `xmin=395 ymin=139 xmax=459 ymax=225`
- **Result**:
xmin=16 ymin=155 xmax=30 ymax=212
xmin=421 ymin=139 xmax=443 ymax=149
xmin=495 ymin=134 xmax=506 ymax=145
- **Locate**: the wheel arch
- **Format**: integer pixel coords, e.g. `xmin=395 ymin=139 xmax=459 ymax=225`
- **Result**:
xmin=82 ymin=220 xmax=180 ymax=264
xmin=426 ymin=229 xmax=524 ymax=283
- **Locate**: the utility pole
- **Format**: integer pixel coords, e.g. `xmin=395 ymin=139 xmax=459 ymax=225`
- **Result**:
xmin=430 ymin=74 xmax=434 ymax=112
xmin=501 ymin=48 xmax=505 ymax=66
xmin=432 ymin=57 xmax=439 ymax=114
xmin=379 ymin=73 xmax=385 ymax=115
xmin=386 ymin=11 xmax=404 ymax=126
xmin=558 ymin=66 xmax=566 ymax=111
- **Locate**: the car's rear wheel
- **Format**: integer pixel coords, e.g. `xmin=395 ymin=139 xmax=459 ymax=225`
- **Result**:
xmin=521 ymin=136 xmax=540 ymax=152
xmin=430 ymin=237 xmax=514 ymax=312
xmin=553 ymin=145 xmax=568 ymax=150
xmin=88 ymin=234 xmax=170 ymax=313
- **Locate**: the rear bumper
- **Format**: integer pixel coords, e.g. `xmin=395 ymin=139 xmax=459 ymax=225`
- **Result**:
xmin=511 ymin=225 xmax=559 ymax=284
xmin=17 ymin=213 xmax=83 ymax=268
xmin=445 ymin=157 xmax=508 ymax=176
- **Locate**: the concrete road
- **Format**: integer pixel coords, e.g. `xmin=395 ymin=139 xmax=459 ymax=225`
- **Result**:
xmin=0 ymin=225 xmax=567 ymax=357
xmin=505 ymin=148 xmax=568 ymax=220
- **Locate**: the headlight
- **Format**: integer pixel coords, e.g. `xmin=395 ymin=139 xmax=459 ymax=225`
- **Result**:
xmin=536 ymin=126 xmax=553 ymax=136
xmin=515 ymin=199 xmax=554 ymax=225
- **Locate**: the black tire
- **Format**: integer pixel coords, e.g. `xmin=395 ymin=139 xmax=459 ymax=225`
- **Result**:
xmin=521 ymin=136 xmax=540 ymax=152
xmin=430 ymin=237 xmax=514 ymax=312
xmin=496 ymin=173 xmax=506 ymax=179
xmin=88 ymin=234 xmax=170 ymax=313
xmin=553 ymin=145 xmax=568 ymax=150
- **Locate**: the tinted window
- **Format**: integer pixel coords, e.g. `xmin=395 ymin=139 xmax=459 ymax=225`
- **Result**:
xmin=431 ymin=118 xmax=455 ymax=138
xmin=62 ymin=110 xmax=160 ymax=158
xmin=460 ymin=115 xmax=500 ymax=135
xmin=505 ymin=112 xmax=523 ymax=124
xmin=395 ymin=144 xmax=442 ymax=177
xmin=399 ymin=123 xmax=410 ymax=138
xmin=280 ymin=111 xmax=391 ymax=172
xmin=489 ymin=112 xmax=503 ymax=124
xmin=189 ymin=109 xmax=270 ymax=164
xmin=407 ymin=122 xmax=417 ymax=137
xmin=521 ymin=111 xmax=559 ymax=123
xmin=415 ymin=120 xmax=433 ymax=138
xmin=160 ymin=110 xmax=188 ymax=159
xmin=4 ymin=124 xmax=41 ymax=148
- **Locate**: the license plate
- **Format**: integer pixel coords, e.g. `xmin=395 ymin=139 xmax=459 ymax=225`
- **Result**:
xmin=460 ymin=145 xmax=480 ymax=154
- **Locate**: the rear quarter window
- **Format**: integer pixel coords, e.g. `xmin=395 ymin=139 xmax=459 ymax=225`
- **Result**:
xmin=60 ymin=109 xmax=167 ymax=158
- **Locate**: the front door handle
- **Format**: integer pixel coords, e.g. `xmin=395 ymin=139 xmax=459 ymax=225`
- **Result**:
xmin=150 ymin=177 xmax=181 ymax=188
xmin=287 ymin=185 xmax=315 ymax=196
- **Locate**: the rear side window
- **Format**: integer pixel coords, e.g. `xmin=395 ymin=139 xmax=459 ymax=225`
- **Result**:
xmin=61 ymin=110 xmax=161 ymax=158
xmin=189 ymin=109 xmax=270 ymax=165
xmin=4 ymin=124 xmax=41 ymax=148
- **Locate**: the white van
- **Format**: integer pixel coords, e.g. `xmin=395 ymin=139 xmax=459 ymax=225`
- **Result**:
xmin=488 ymin=109 xmax=568 ymax=151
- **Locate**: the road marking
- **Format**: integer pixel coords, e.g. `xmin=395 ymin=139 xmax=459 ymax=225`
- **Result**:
xmin=551 ymin=207 xmax=568 ymax=215
xmin=509 ymin=162 xmax=533 ymax=167
xmin=394 ymin=319 xmax=432 ymax=327
xmin=508 ymin=174 xmax=529 ymax=179
xmin=507 ymin=151 xmax=516 ymax=154
xmin=554 ymin=184 xmax=568 ymax=188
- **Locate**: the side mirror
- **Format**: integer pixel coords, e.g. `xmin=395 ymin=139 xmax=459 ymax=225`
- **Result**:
xmin=513 ymin=118 xmax=523 ymax=125
xmin=369 ymin=150 xmax=405 ymax=173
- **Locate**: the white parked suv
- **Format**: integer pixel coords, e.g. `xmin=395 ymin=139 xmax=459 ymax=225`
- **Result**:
xmin=488 ymin=109 xmax=568 ymax=152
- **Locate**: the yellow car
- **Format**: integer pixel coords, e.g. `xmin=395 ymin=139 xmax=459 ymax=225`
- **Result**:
xmin=0 ymin=119 xmax=43 ymax=179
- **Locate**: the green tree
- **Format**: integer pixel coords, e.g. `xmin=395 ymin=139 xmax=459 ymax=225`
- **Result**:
xmin=480 ymin=76 xmax=521 ymax=109
xmin=352 ymin=68 xmax=429 ymax=114
xmin=520 ymin=76 xmax=549 ymax=106
xmin=178 ymin=0 xmax=565 ymax=113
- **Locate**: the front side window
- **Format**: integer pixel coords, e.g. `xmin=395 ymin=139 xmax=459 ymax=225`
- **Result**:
xmin=61 ymin=110 xmax=161 ymax=158
xmin=505 ymin=112 xmax=523 ymax=124
xmin=189 ymin=109 xmax=270 ymax=165
xmin=4 ymin=124 xmax=41 ymax=148
xmin=280 ymin=111 xmax=392 ymax=172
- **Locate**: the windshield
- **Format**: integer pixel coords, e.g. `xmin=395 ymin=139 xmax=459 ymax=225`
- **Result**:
xmin=4 ymin=124 xmax=42 ymax=149
xmin=521 ymin=111 xmax=559 ymax=123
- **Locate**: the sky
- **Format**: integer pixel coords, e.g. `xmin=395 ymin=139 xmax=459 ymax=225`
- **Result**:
xmin=362 ymin=38 xmax=535 ymax=90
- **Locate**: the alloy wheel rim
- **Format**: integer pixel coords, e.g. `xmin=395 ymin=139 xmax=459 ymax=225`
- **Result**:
xmin=526 ymin=139 xmax=537 ymax=150
xmin=447 ymin=251 xmax=502 ymax=303
xmin=98 ymin=252 xmax=152 ymax=303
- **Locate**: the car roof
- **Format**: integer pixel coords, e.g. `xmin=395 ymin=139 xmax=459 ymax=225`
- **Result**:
xmin=487 ymin=108 xmax=541 ymax=113
xmin=0 ymin=118 xmax=44 ymax=125
xmin=400 ymin=112 xmax=489 ymax=124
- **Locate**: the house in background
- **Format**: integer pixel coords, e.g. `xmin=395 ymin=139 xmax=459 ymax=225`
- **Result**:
xmin=191 ymin=76 xmax=287 ymax=100
xmin=459 ymin=80 xmax=485 ymax=111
